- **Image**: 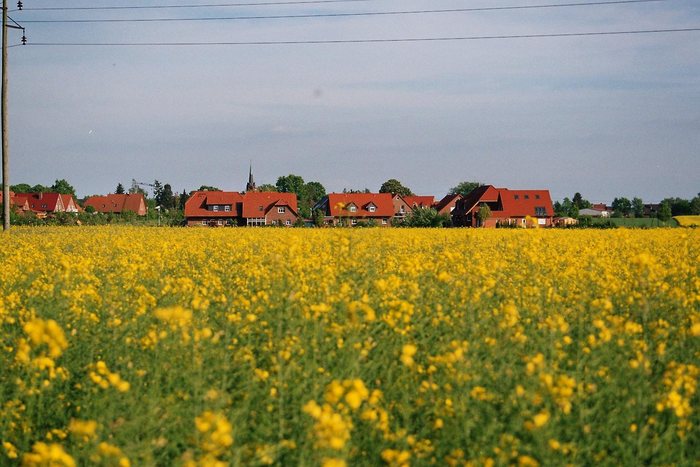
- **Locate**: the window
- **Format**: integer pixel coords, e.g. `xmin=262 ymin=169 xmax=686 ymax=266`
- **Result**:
xmin=514 ymin=195 xmax=519 ymax=200
xmin=399 ymin=206 xmax=405 ymax=213
xmin=278 ymin=207 xmax=286 ymax=214
xmin=535 ymin=194 xmax=541 ymax=200
xmin=535 ymin=207 xmax=547 ymax=216
xmin=351 ymin=219 xmax=358 ymax=225
xmin=524 ymin=195 xmax=530 ymax=200
xmin=213 ymin=205 xmax=219 ymax=212
xmin=224 ymin=205 xmax=231 ymax=212
xmin=201 ymin=220 xmax=207 ymax=225
xmin=349 ymin=206 xmax=357 ymax=212
xmin=368 ymin=206 xmax=376 ymax=212
xmin=382 ymin=219 xmax=388 ymax=225
xmin=285 ymin=220 xmax=291 ymax=225
xmin=217 ymin=220 xmax=223 ymax=225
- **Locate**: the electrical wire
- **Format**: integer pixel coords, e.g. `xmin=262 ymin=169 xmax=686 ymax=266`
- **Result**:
xmin=15 ymin=27 xmax=700 ymax=47
xmin=18 ymin=0 xmax=671 ymax=24
xmin=11 ymin=0 xmax=375 ymax=12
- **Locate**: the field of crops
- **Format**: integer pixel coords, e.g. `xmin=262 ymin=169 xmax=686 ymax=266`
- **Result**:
xmin=1 ymin=227 xmax=698 ymax=466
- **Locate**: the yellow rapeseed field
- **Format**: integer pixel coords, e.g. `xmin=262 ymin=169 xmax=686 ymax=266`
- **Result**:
xmin=1 ymin=227 xmax=699 ymax=466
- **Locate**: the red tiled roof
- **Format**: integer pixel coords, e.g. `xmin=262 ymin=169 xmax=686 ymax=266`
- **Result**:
xmin=434 ymin=194 xmax=461 ymax=213
xmin=327 ymin=193 xmax=394 ymax=218
xmin=60 ymin=194 xmax=82 ymax=212
xmin=242 ymin=192 xmax=298 ymax=218
xmin=84 ymin=193 xmax=146 ymax=215
xmin=402 ymin=195 xmax=435 ymax=208
xmin=497 ymin=190 xmax=554 ymax=217
xmin=0 ymin=191 xmax=30 ymax=210
xmin=184 ymin=191 xmax=243 ymax=218
xmin=456 ymin=185 xmax=500 ymax=215
xmin=15 ymin=193 xmax=63 ymax=212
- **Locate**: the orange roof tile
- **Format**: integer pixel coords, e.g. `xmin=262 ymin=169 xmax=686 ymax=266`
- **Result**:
xmin=241 ymin=192 xmax=298 ymax=218
xmin=327 ymin=193 xmax=394 ymax=218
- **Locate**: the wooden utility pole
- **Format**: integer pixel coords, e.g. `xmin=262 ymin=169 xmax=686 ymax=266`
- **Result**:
xmin=2 ymin=0 xmax=9 ymax=231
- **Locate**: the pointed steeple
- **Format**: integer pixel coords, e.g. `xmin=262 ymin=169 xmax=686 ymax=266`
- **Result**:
xmin=246 ymin=162 xmax=256 ymax=192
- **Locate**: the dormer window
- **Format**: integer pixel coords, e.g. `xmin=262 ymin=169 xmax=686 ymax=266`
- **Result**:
xmin=368 ymin=205 xmax=376 ymax=213
xmin=348 ymin=205 xmax=357 ymax=212
xmin=213 ymin=205 xmax=219 ymax=212
xmin=224 ymin=205 xmax=231 ymax=212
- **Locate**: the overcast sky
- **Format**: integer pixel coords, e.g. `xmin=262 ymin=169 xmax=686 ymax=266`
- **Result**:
xmin=6 ymin=0 xmax=700 ymax=202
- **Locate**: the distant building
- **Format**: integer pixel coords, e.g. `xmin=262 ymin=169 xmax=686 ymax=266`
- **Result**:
xmin=314 ymin=193 xmax=394 ymax=226
xmin=13 ymin=193 xmax=66 ymax=217
xmin=452 ymin=185 xmax=554 ymax=227
xmin=433 ymin=194 xmax=462 ymax=217
xmin=578 ymin=208 xmax=608 ymax=218
xmin=246 ymin=164 xmax=256 ymax=192
xmin=0 ymin=191 xmax=30 ymax=214
xmin=83 ymin=193 xmax=147 ymax=216
xmin=184 ymin=191 xmax=298 ymax=227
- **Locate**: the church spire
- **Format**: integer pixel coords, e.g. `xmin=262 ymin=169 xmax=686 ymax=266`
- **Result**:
xmin=246 ymin=162 xmax=256 ymax=192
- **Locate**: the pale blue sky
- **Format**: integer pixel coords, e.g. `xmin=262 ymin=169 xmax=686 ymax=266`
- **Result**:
xmin=6 ymin=0 xmax=700 ymax=202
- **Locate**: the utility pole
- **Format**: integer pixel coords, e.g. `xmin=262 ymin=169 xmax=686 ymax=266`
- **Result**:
xmin=1 ymin=1 xmax=24 ymax=231
xmin=2 ymin=0 xmax=9 ymax=231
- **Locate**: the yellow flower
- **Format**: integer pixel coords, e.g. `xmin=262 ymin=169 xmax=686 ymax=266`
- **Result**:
xmin=22 ymin=442 xmax=75 ymax=467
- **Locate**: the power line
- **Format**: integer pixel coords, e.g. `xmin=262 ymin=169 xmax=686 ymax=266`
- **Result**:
xmin=11 ymin=0 xmax=374 ymax=12
xmin=18 ymin=0 xmax=671 ymax=24
xmin=15 ymin=28 xmax=700 ymax=46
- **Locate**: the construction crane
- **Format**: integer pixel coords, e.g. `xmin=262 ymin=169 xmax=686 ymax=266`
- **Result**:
xmin=131 ymin=179 xmax=155 ymax=196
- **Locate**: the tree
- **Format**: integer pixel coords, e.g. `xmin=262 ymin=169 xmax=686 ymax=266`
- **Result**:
xmin=303 ymin=181 xmax=326 ymax=206
xmin=10 ymin=183 xmax=31 ymax=193
xmin=51 ymin=179 xmax=76 ymax=195
xmin=257 ymin=184 xmax=278 ymax=192
xmin=198 ymin=185 xmax=221 ymax=192
xmin=115 ymin=183 xmax=125 ymax=194
xmin=657 ymin=201 xmax=672 ymax=222
xmin=31 ymin=184 xmax=48 ymax=193
xmin=661 ymin=197 xmax=692 ymax=216
xmin=691 ymin=193 xmax=700 ymax=215
xmin=571 ymin=192 xmax=591 ymax=210
xmin=312 ymin=208 xmax=325 ymax=227
xmin=179 ymin=190 xmax=189 ymax=210
xmin=160 ymin=184 xmax=175 ymax=209
xmin=632 ymin=197 xmax=644 ymax=218
xmin=379 ymin=179 xmax=413 ymax=197
xmin=554 ymin=197 xmax=578 ymax=218
xmin=449 ymin=181 xmax=483 ymax=197
xmin=404 ymin=207 xmax=449 ymax=227
xmin=476 ymin=203 xmax=491 ymax=227
xmin=276 ymin=174 xmax=305 ymax=195
xmin=342 ymin=188 xmax=370 ymax=194
xmin=611 ymin=197 xmax=632 ymax=217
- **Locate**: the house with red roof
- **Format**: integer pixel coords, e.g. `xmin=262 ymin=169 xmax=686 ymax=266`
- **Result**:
xmin=60 ymin=194 xmax=82 ymax=213
xmin=0 ymin=191 xmax=30 ymax=214
xmin=315 ymin=193 xmax=395 ymax=226
xmin=241 ymin=191 xmax=299 ymax=226
xmin=13 ymin=193 xmax=66 ymax=217
xmin=184 ymin=191 xmax=242 ymax=226
xmin=452 ymin=185 xmax=554 ymax=227
xmin=184 ymin=191 xmax=298 ymax=227
xmin=391 ymin=194 xmax=439 ymax=222
xmin=434 ymin=194 xmax=462 ymax=217
xmin=83 ymin=193 xmax=147 ymax=216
